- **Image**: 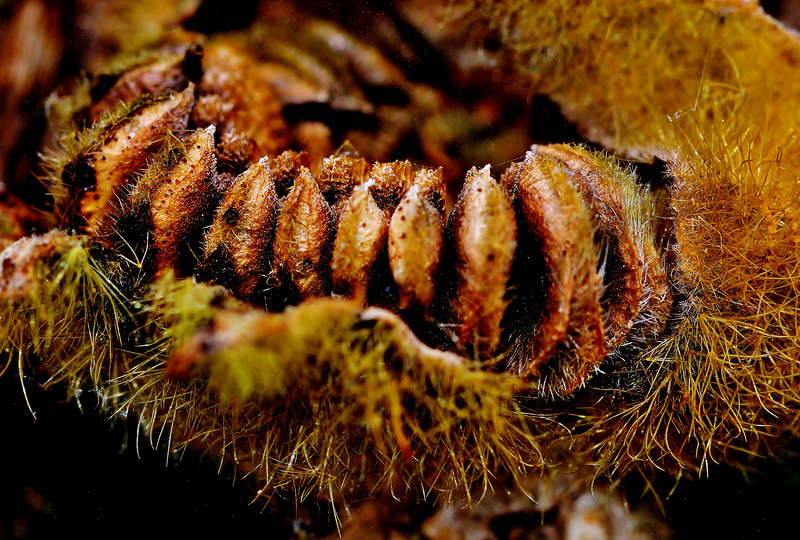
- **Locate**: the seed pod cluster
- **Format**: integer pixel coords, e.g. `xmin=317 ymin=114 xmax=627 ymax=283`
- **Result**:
xmin=27 ymin=26 xmax=674 ymax=406
xmin=48 ymin=73 xmax=668 ymax=397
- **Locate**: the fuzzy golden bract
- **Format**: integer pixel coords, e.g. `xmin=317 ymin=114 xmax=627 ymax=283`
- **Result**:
xmin=455 ymin=0 xmax=800 ymax=161
xmin=156 ymin=291 xmax=546 ymax=502
xmin=447 ymin=0 xmax=800 ymax=474
xmin=0 ymin=232 xmax=125 ymax=398
xmin=7 ymin=0 xmax=800 ymax=515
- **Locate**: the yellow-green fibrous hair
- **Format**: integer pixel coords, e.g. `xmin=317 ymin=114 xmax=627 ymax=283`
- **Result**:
xmin=124 ymin=280 xmax=546 ymax=502
xmin=0 ymin=231 xmax=124 ymax=396
xmin=0 ymin=231 xmax=548 ymax=503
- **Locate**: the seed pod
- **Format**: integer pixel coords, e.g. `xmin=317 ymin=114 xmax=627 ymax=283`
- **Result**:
xmin=202 ymin=156 xmax=278 ymax=302
xmin=271 ymin=149 xmax=309 ymax=197
xmin=317 ymin=154 xmax=370 ymax=210
xmin=388 ymin=174 xmax=445 ymax=311
xmin=273 ymin=166 xmax=333 ymax=299
xmin=123 ymin=125 xmax=218 ymax=279
xmin=412 ymin=166 xmax=446 ymax=215
xmin=331 ymin=181 xmax=388 ymax=299
xmin=368 ymin=160 xmax=413 ymax=211
xmin=448 ymin=165 xmax=516 ymax=355
xmin=66 ymin=84 xmax=195 ymax=231
xmin=509 ymin=153 xmax=605 ymax=395
xmin=530 ymin=144 xmax=671 ymax=355
xmin=88 ymin=44 xmax=203 ymax=121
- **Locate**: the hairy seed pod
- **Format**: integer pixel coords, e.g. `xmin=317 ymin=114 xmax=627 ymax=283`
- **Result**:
xmin=271 ymin=149 xmax=309 ymax=197
xmin=388 ymin=172 xmax=445 ymax=311
xmin=331 ymin=181 xmax=388 ymax=299
xmin=273 ymin=166 xmax=333 ymax=299
xmin=88 ymin=44 xmax=203 ymax=121
xmin=368 ymin=160 xmax=413 ymax=211
xmin=509 ymin=152 xmax=605 ymax=395
xmin=448 ymin=165 xmax=517 ymax=355
xmin=123 ymin=125 xmax=218 ymax=279
xmin=66 ymin=84 xmax=195 ymax=230
xmin=202 ymin=156 xmax=279 ymax=302
xmin=530 ymin=144 xmax=671 ymax=356
xmin=318 ymin=154 xmax=370 ymax=210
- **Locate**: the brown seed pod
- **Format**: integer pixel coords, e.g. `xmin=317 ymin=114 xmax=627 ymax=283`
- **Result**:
xmin=121 ymin=125 xmax=218 ymax=279
xmin=529 ymin=144 xmax=671 ymax=357
xmin=447 ymin=165 xmax=517 ymax=356
xmin=317 ymin=154 xmax=370 ymax=210
xmin=63 ymin=85 xmax=196 ymax=231
xmin=87 ymin=44 xmax=203 ymax=122
xmin=270 ymin=149 xmax=310 ymax=197
xmin=193 ymin=41 xmax=291 ymax=167
xmin=388 ymin=169 xmax=446 ymax=312
xmin=202 ymin=156 xmax=279 ymax=302
xmin=331 ymin=181 xmax=389 ymax=299
xmin=506 ymin=152 xmax=605 ymax=395
xmin=273 ymin=165 xmax=334 ymax=299
xmin=367 ymin=160 xmax=414 ymax=211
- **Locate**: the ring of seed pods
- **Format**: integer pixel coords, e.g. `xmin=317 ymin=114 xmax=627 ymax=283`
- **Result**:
xmin=56 ymin=54 xmax=672 ymax=399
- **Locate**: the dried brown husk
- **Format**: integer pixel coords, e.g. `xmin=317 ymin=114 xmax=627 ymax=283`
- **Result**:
xmin=530 ymin=144 xmax=671 ymax=361
xmin=506 ymin=152 xmax=605 ymax=397
xmin=113 ymin=126 xmax=218 ymax=279
xmin=56 ymin=85 xmax=196 ymax=231
xmin=193 ymin=41 xmax=291 ymax=167
xmin=331 ymin=182 xmax=389 ymax=298
xmin=388 ymin=171 xmax=446 ymax=312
